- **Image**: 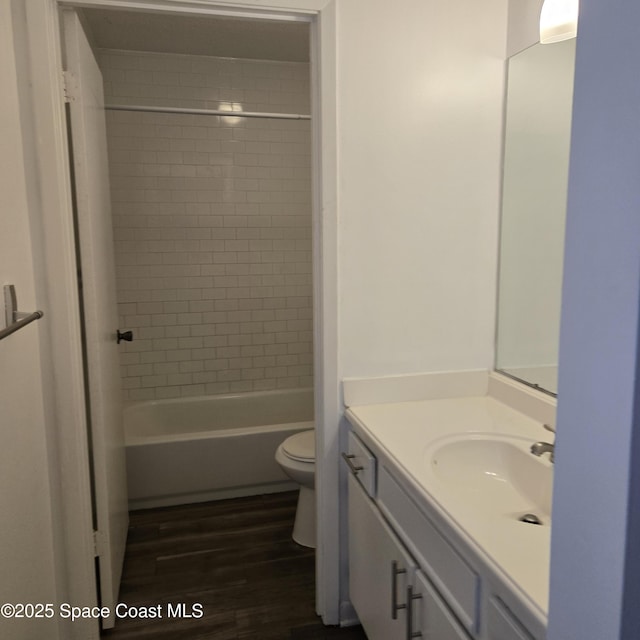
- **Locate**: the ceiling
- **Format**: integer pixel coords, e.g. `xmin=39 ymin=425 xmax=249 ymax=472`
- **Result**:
xmin=81 ymin=8 xmax=310 ymax=63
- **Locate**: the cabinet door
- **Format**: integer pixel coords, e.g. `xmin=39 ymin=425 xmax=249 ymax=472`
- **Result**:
xmin=486 ymin=597 xmax=535 ymax=640
xmin=348 ymin=473 xmax=415 ymax=640
xmin=412 ymin=571 xmax=472 ymax=640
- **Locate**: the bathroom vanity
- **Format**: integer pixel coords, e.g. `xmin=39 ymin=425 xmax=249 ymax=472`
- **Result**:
xmin=343 ymin=376 xmax=554 ymax=640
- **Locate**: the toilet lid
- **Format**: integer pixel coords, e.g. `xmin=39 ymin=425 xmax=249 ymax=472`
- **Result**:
xmin=282 ymin=430 xmax=315 ymax=462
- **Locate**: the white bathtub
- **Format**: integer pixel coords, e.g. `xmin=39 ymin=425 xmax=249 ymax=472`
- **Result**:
xmin=124 ymin=388 xmax=314 ymax=509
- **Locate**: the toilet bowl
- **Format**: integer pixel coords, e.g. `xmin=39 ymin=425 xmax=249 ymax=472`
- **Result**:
xmin=275 ymin=429 xmax=315 ymax=548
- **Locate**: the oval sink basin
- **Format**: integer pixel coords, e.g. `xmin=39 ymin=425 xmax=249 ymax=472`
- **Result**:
xmin=426 ymin=434 xmax=553 ymax=523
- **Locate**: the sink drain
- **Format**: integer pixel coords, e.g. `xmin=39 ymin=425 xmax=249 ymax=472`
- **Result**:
xmin=518 ymin=513 xmax=543 ymax=525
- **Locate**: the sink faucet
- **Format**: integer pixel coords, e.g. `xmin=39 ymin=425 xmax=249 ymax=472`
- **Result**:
xmin=530 ymin=423 xmax=555 ymax=463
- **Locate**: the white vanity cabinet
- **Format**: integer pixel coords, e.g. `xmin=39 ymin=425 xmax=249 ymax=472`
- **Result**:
xmin=348 ymin=472 xmax=416 ymax=639
xmin=344 ymin=429 xmax=543 ymax=640
xmin=346 ymin=427 xmax=475 ymax=640
xmin=348 ymin=472 xmax=471 ymax=640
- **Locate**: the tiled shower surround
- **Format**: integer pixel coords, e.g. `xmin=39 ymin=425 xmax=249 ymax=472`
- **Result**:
xmin=100 ymin=50 xmax=312 ymax=401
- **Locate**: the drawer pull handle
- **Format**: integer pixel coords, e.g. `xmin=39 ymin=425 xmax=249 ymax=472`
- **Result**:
xmin=342 ymin=452 xmax=364 ymax=475
xmin=391 ymin=560 xmax=407 ymax=619
xmin=406 ymin=585 xmax=423 ymax=639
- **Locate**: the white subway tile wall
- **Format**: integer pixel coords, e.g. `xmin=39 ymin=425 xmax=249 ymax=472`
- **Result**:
xmin=99 ymin=50 xmax=312 ymax=401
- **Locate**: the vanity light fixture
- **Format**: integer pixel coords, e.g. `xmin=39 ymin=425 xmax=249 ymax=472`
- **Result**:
xmin=540 ymin=0 xmax=579 ymax=44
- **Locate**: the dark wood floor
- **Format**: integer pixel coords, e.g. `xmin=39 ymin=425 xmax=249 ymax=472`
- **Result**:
xmin=101 ymin=491 xmax=367 ymax=639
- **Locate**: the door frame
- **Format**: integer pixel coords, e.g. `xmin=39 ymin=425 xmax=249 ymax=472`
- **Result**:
xmin=22 ymin=0 xmax=340 ymax=634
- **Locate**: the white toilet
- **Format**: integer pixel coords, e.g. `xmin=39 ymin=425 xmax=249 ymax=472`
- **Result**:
xmin=275 ymin=429 xmax=316 ymax=548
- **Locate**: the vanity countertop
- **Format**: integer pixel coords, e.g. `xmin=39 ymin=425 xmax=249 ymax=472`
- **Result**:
xmin=345 ymin=395 xmax=552 ymax=629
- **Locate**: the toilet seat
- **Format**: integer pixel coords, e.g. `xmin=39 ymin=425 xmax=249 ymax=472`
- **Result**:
xmin=282 ymin=430 xmax=315 ymax=462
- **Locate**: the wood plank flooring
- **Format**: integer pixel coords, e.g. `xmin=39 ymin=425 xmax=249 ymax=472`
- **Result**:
xmin=101 ymin=492 xmax=367 ymax=639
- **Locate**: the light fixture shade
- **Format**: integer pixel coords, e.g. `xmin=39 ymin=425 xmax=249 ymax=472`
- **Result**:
xmin=540 ymin=0 xmax=579 ymax=44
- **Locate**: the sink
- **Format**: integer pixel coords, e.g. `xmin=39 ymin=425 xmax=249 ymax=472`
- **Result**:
xmin=426 ymin=434 xmax=553 ymax=523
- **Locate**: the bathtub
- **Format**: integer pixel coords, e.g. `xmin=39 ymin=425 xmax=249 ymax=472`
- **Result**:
xmin=124 ymin=388 xmax=314 ymax=509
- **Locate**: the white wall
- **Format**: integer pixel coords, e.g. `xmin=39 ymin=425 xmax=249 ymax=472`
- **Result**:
xmin=549 ymin=0 xmax=640 ymax=637
xmin=0 ymin=3 xmax=60 ymax=638
xmin=338 ymin=0 xmax=508 ymax=378
xmin=332 ymin=0 xmax=509 ymax=624
xmin=506 ymin=0 xmax=544 ymax=57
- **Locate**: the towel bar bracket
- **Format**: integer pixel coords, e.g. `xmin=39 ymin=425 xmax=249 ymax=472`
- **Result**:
xmin=1 ymin=284 xmax=44 ymax=342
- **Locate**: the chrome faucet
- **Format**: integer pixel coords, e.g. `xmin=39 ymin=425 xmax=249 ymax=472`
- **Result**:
xmin=530 ymin=423 xmax=555 ymax=463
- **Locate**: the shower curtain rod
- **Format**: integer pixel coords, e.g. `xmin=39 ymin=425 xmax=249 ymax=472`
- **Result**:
xmin=105 ymin=104 xmax=311 ymax=121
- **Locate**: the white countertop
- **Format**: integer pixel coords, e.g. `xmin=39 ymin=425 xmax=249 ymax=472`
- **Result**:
xmin=346 ymin=395 xmax=552 ymax=626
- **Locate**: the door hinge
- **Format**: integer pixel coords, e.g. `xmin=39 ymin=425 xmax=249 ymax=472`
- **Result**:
xmin=93 ymin=530 xmax=107 ymax=558
xmin=62 ymin=70 xmax=77 ymax=103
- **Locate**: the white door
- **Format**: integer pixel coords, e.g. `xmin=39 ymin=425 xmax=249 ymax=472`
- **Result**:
xmin=63 ymin=9 xmax=129 ymax=629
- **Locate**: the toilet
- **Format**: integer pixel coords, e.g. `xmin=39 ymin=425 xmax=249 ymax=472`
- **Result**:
xmin=275 ymin=429 xmax=316 ymax=548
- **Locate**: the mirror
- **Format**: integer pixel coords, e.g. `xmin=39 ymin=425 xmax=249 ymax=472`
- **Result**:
xmin=495 ymin=39 xmax=576 ymax=396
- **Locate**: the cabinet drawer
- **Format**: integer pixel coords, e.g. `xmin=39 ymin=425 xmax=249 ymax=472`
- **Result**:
xmin=344 ymin=432 xmax=377 ymax=497
xmin=378 ymin=465 xmax=479 ymax=633
xmin=487 ymin=597 xmax=534 ymax=640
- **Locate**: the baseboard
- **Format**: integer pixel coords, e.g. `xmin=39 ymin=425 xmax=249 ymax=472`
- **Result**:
xmin=128 ymin=480 xmax=298 ymax=510
xmin=339 ymin=600 xmax=360 ymax=627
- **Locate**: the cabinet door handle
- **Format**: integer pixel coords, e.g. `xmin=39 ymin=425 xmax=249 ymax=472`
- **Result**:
xmin=342 ymin=452 xmax=364 ymax=475
xmin=391 ymin=560 xmax=407 ymax=619
xmin=406 ymin=584 xmax=423 ymax=639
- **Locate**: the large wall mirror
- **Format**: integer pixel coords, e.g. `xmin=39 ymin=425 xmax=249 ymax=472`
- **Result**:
xmin=495 ymin=38 xmax=576 ymax=396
